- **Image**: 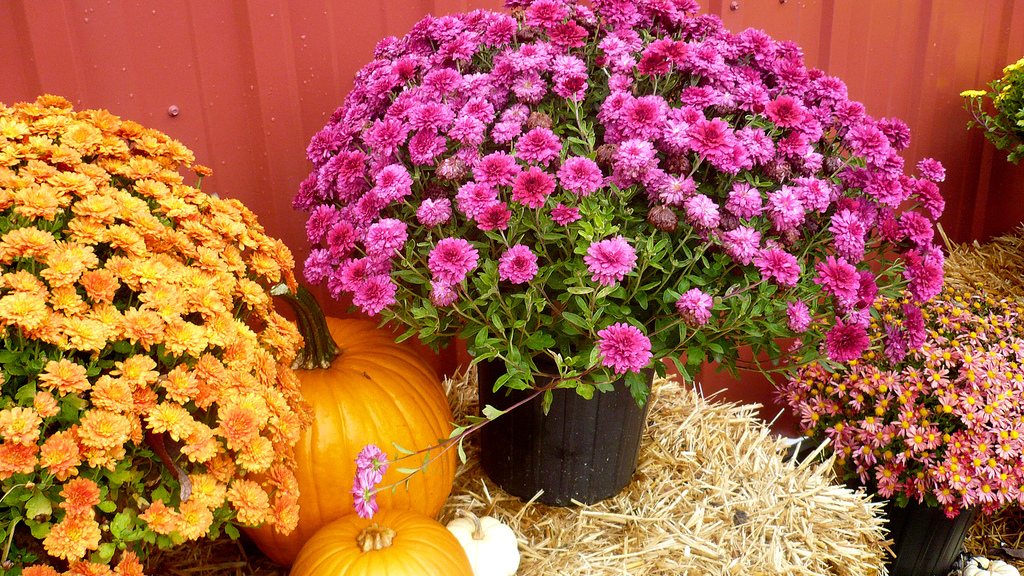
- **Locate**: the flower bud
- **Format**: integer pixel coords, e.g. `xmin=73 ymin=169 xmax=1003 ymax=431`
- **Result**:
xmin=526 ymin=111 xmax=554 ymax=131
xmin=424 ymin=182 xmax=450 ymax=200
xmin=664 ymin=154 xmax=692 ymax=176
xmin=719 ymin=213 xmax=740 ymax=232
xmin=595 ymin=143 xmax=618 ymax=170
xmin=647 ymin=205 xmax=678 ymax=232
xmin=436 ymin=156 xmax=468 ymax=181
xmin=764 ymin=159 xmax=792 ymax=182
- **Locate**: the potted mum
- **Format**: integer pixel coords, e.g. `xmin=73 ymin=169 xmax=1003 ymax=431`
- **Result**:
xmin=294 ymin=0 xmax=945 ymax=506
xmin=963 ymin=55 xmax=1024 ymax=164
xmin=0 ymin=96 xmax=311 ymax=572
xmin=779 ymin=286 xmax=1024 ymax=576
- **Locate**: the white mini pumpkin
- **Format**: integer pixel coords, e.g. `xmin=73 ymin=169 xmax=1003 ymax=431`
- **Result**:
xmin=446 ymin=510 xmax=521 ymax=576
xmin=964 ymin=556 xmax=1021 ymax=576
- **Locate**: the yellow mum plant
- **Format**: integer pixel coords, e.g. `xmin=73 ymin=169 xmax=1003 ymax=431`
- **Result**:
xmin=0 ymin=95 xmax=312 ymax=573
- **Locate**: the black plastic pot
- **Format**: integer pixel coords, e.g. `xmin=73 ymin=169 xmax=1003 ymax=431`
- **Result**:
xmin=883 ymin=497 xmax=979 ymax=576
xmin=477 ymin=362 xmax=653 ymax=506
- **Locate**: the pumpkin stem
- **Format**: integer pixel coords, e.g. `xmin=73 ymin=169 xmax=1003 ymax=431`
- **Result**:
xmin=457 ymin=509 xmax=486 ymax=541
xmin=271 ymin=283 xmax=341 ymax=370
xmin=356 ymin=523 xmax=397 ymax=552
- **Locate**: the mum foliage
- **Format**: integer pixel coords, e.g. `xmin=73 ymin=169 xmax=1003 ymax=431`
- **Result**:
xmin=963 ymin=56 xmax=1024 ymax=164
xmin=295 ymin=0 xmax=945 ymax=400
xmin=780 ymin=286 xmax=1024 ymax=518
xmin=0 ymin=96 xmax=311 ymax=572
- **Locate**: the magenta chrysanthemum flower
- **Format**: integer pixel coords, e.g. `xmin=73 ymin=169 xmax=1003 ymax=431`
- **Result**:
xmin=558 ymin=156 xmax=603 ymax=196
xmin=430 ymin=281 xmax=458 ymax=307
xmin=754 ymin=248 xmax=801 ymax=287
xmin=725 ymin=182 xmax=763 ymax=219
xmin=512 ymin=167 xmax=556 ymax=209
xmin=474 ymin=151 xmax=521 ymax=187
xmin=825 ymin=319 xmax=870 ymax=363
xmin=899 ymin=211 xmax=935 ymax=248
xmin=303 ymin=249 xmax=334 ymax=285
xmin=684 ymin=194 xmax=720 ymax=229
xmin=596 ymin=322 xmax=653 ymax=375
xmin=675 ymin=288 xmax=714 ymax=327
xmin=814 ymin=256 xmax=860 ymax=304
xmin=374 ymin=164 xmax=413 ymax=203
xmin=516 ymin=127 xmax=562 ymax=165
xmin=612 ymin=139 xmax=657 ymax=182
xmin=551 ymin=203 xmax=581 ymax=225
xmin=428 ymin=237 xmax=479 ymax=286
xmin=786 ymin=300 xmax=811 ymax=333
xmin=621 ymin=95 xmax=669 ymax=141
xmin=585 ymin=236 xmax=637 ymax=286
xmin=306 ymin=205 xmax=341 ymax=244
xmin=765 ymin=95 xmax=808 ymax=129
xmin=829 ymin=209 xmax=867 ymax=262
xmin=721 ymin=226 xmax=761 ymax=265
xmin=417 ymin=198 xmax=453 ymax=227
xmin=364 ymin=218 xmax=408 ymax=259
xmin=352 ymin=274 xmax=397 ymax=316
xmin=476 ymin=202 xmax=512 ymax=231
xmin=498 ymin=244 xmax=539 ymax=284
xmin=917 ymin=158 xmax=945 ymax=182
xmin=767 ymin=187 xmax=805 ymax=231
xmin=354 ymin=444 xmax=390 ymax=484
xmin=351 ymin=471 xmax=380 ymax=519
xmin=456 ymin=182 xmax=499 ymax=219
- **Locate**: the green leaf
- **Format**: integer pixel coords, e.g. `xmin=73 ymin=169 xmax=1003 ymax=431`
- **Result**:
xmin=110 ymin=511 xmax=134 ymax=539
xmin=525 ymin=332 xmax=556 ymax=351
xmin=574 ymin=383 xmax=595 ymax=400
xmin=224 ymin=523 xmax=241 ymax=540
xmin=391 ymin=442 xmax=414 ymax=455
xmin=94 ymin=542 xmax=117 ymax=564
xmin=481 ymin=405 xmax=506 ymax=420
xmin=25 ymin=493 xmax=52 ymax=520
xmin=98 ymin=499 xmax=118 ymax=513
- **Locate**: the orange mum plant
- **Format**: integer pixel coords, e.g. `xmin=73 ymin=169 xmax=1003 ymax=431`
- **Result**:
xmin=0 ymin=95 xmax=312 ymax=573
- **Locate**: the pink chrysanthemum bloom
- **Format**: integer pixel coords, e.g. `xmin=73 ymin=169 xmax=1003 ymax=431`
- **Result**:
xmin=351 ymin=471 xmax=380 ymax=519
xmin=551 ymin=203 xmax=581 ymax=225
xmin=352 ymin=274 xmax=397 ymax=316
xmin=829 ymin=209 xmax=867 ymax=262
xmin=917 ymin=158 xmax=945 ymax=182
xmin=658 ymin=175 xmax=697 ymax=206
xmin=473 ymin=151 xmax=521 ymax=187
xmin=498 ymin=244 xmax=539 ymax=284
xmin=428 ymin=238 xmax=479 ymax=286
xmin=430 ymin=281 xmax=458 ymax=307
xmin=825 ymin=319 xmax=870 ymax=362
xmin=512 ymin=167 xmax=556 ymax=209
xmin=476 ymin=202 xmax=512 ymax=231
xmin=621 ymin=95 xmax=669 ymax=141
xmin=814 ymin=256 xmax=860 ymax=304
xmin=596 ymin=322 xmax=653 ymax=375
xmin=456 ymin=182 xmax=499 ymax=219
xmin=725 ymin=182 xmax=763 ymax=219
xmin=767 ymin=186 xmax=805 ymax=231
xmin=721 ymin=226 xmax=761 ymax=266
xmin=354 ymin=444 xmax=389 ymax=484
xmin=374 ymin=164 xmax=413 ymax=203
xmin=557 ymin=156 xmax=603 ymax=196
xmin=675 ymin=288 xmax=714 ymax=327
xmin=786 ymin=300 xmax=811 ymax=333
xmin=364 ymin=218 xmax=407 ymax=259
xmin=417 ymin=198 xmax=453 ymax=227
xmin=684 ymin=194 xmax=720 ymax=229
xmin=584 ymin=236 xmax=637 ymax=286
xmin=516 ymin=127 xmax=562 ymax=165
xmin=754 ymin=248 xmax=801 ymax=287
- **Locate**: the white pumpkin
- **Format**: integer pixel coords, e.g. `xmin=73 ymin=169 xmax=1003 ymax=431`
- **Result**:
xmin=446 ymin=510 xmax=521 ymax=576
xmin=964 ymin=556 xmax=1021 ymax=576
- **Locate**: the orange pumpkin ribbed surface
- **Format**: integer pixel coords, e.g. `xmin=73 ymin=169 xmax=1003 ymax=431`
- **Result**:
xmin=244 ymin=287 xmax=457 ymax=567
xmin=290 ymin=509 xmax=474 ymax=576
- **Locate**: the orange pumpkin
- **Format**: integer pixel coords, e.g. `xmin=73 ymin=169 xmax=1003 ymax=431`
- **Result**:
xmin=290 ymin=509 xmax=474 ymax=576
xmin=244 ymin=286 xmax=457 ymax=567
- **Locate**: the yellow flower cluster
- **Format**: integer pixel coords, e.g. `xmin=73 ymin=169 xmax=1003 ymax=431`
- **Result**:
xmin=0 ymin=95 xmax=312 ymax=570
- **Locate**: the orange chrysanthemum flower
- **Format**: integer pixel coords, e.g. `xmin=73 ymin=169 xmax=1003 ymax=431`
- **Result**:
xmin=163 ymin=318 xmax=209 ymax=358
xmin=39 ymin=431 xmax=82 ymax=481
xmin=180 ymin=421 xmax=219 ymax=463
xmin=90 ymin=376 xmax=135 ymax=414
xmin=268 ymin=491 xmax=300 ymax=535
xmin=12 ymin=182 xmax=64 ymax=220
xmin=161 ymin=364 xmax=199 ymax=404
xmin=0 ymin=226 xmax=56 ymax=263
xmin=176 ymin=498 xmax=214 ymax=541
xmin=42 ymin=514 xmax=102 ymax=560
xmin=0 ymin=406 xmax=42 ymax=445
xmin=133 ymin=179 xmax=169 ymax=200
xmin=106 ymin=224 xmax=147 ymax=259
xmin=138 ymin=281 xmax=185 ymax=321
xmin=113 ymin=550 xmax=145 ymax=576
xmin=247 ymin=251 xmax=281 ymax=283
xmin=0 ymin=290 xmax=50 ymax=330
xmin=66 ymin=558 xmax=117 ymax=576
xmin=48 ymin=170 xmax=96 ymax=198
xmin=3 ymin=269 xmax=48 ymax=294
xmin=50 ymin=284 xmax=89 ymax=315
xmin=60 ymin=477 xmax=101 ymax=517
xmin=34 ymin=391 xmax=60 ymax=418
xmin=79 ymin=268 xmax=120 ymax=303
xmin=205 ymin=453 xmax=238 ymax=485
xmin=70 ymin=191 xmax=118 ymax=222
xmin=188 ymin=473 xmax=227 ymax=510
xmin=119 ymin=308 xmax=165 ymax=350
xmin=216 ymin=394 xmax=269 ymax=450
xmin=41 ymin=242 xmax=98 ymax=287
xmin=39 ymin=358 xmax=90 ymax=396
xmin=226 ymin=478 xmax=271 ymax=527
xmin=62 ymin=315 xmax=113 ymax=352
xmin=78 ymin=409 xmax=132 ymax=450
xmin=22 ymin=565 xmax=61 ymax=576
xmin=146 ymin=402 xmax=195 ymax=442
xmin=0 ymin=439 xmax=39 ymax=480
xmin=138 ymin=499 xmax=178 ymax=535
xmin=62 ymin=120 xmax=103 ymax=153
xmin=111 ymin=355 xmax=159 ymax=387
xmin=67 ymin=216 xmax=109 ymax=245
xmin=235 ymin=435 xmax=275 ymax=474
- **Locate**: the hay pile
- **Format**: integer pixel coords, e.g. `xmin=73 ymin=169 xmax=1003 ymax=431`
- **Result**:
xmin=439 ymin=370 xmax=889 ymax=576
xmin=942 ymin=224 xmax=1024 ymax=300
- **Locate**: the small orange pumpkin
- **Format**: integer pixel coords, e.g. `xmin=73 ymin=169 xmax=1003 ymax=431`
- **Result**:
xmin=290 ymin=509 xmax=474 ymax=576
xmin=244 ymin=286 xmax=457 ymax=567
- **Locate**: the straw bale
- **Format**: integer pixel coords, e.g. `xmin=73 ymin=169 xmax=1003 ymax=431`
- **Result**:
xmin=440 ymin=369 xmax=890 ymax=576
xmin=942 ymin=224 xmax=1024 ymax=300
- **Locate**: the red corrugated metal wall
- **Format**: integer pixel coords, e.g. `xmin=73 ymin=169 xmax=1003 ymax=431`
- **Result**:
xmin=3 ymin=0 xmax=1023 ymax=427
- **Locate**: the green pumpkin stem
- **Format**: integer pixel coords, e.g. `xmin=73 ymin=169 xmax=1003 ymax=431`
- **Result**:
xmin=271 ymin=283 xmax=340 ymax=370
